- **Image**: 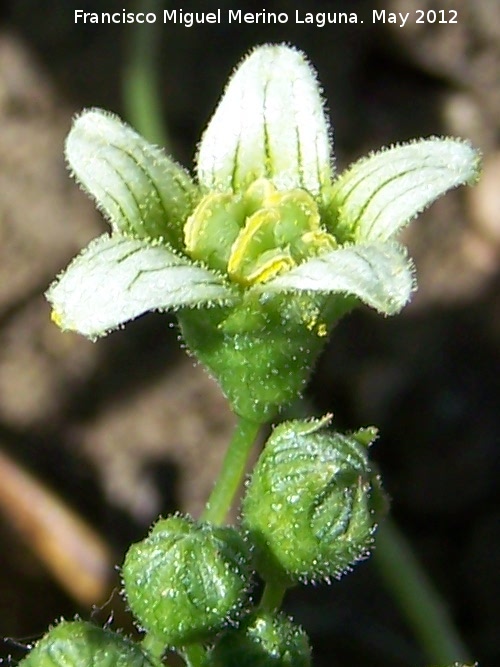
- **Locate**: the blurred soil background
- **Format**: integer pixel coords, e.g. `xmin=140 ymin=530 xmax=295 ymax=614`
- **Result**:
xmin=0 ymin=0 xmax=498 ymax=666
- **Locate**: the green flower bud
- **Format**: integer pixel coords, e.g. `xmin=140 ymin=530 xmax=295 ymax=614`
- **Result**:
xmin=208 ymin=611 xmax=311 ymax=667
xmin=122 ymin=515 xmax=252 ymax=647
xmin=19 ymin=620 xmax=149 ymax=667
xmin=242 ymin=417 xmax=378 ymax=583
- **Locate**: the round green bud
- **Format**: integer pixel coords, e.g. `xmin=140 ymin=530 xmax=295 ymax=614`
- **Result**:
xmin=19 ymin=620 xmax=148 ymax=667
xmin=242 ymin=417 xmax=378 ymax=583
xmin=207 ymin=611 xmax=311 ymax=667
xmin=122 ymin=514 xmax=252 ymax=647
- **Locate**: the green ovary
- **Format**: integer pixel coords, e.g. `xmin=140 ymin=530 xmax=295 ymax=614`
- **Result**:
xmin=184 ymin=179 xmax=336 ymax=286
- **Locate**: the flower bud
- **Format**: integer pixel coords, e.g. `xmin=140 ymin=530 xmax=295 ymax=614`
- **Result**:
xmin=242 ymin=417 xmax=378 ymax=583
xmin=122 ymin=515 xmax=252 ymax=647
xmin=208 ymin=611 xmax=311 ymax=667
xmin=19 ymin=620 xmax=148 ymax=667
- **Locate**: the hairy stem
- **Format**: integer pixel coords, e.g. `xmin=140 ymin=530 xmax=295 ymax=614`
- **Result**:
xmin=374 ymin=517 xmax=471 ymax=665
xmin=201 ymin=417 xmax=261 ymax=525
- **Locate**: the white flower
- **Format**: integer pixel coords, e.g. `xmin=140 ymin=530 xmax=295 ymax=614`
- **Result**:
xmin=46 ymin=44 xmax=480 ymax=420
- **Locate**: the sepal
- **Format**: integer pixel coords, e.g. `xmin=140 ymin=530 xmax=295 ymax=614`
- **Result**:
xmin=177 ymin=291 xmax=348 ymax=423
xmin=197 ymin=45 xmax=332 ymax=194
xmin=66 ymin=108 xmax=197 ymax=246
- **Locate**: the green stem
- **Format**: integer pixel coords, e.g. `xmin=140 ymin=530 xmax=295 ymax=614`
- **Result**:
xmin=123 ymin=0 xmax=169 ymax=148
xmin=182 ymin=643 xmax=207 ymax=667
xmin=141 ymin=633 xmax=167 ymax=666
xmin=374 ymin=517 xmax=471 ymax=665
xmin=259 ymin=579 xmax=288 ymax=612
xmin=201 ymin=417 xmax=261 ymax=525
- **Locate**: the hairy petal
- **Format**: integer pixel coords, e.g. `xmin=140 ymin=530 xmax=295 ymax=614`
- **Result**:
xmin=66 ymin=109 xmax=197 ymax=247
xmin=258 ymin=243 xmax=414 ymax=315
xmin=329 ymin=138 xmax=481 ymax=242
xmin=47 ymin=235 xmax=236 ymax=339
xmin=197 ymin=44 xmax=332 ymax=194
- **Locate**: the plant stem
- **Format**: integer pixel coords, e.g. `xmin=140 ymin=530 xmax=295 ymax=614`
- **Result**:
xmin=374 ymin=517 xmax=471 ymax=665
xmin=201 ymin=417 xmax=261 ymax=525
xmin=123 ymin=0 xmax=170 ymax=148
xmin=182 ymin=643 xmax=207 ymax=667
xmin=141 ymin=633 xmax=167 ymax=666
xmin=259 ymin=579 xmax=288 ymax=612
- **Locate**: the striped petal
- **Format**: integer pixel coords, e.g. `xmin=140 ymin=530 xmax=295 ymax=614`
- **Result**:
xmin=47 ymin=235 xmax=236 ymax=339
xmin=257 ymin=242 xmax=414 ymax=315
xmin=329 ymin=138 xmax=480 ymax=243
xmin=197 ymin=45 xmax=332 ymax=195
xmin=66 ymin=109 xmax=197 ymax=248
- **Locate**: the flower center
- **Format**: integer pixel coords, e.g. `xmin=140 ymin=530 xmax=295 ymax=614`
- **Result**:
xmin=184 ymin=179 xmax=336 ymax=286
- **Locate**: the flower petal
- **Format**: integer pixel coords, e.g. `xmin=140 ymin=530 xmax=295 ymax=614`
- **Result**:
xmin=47 ymin=235 xmax=236 ymax=339
xmin=329 ymin=138 xmax=481 ymax=242
xmin=257 ymin=243 xmax=414 ymax=315
xmin=197 ymin=44 xmax=332 ymax=195
xmin=66 ymin=109 xmax=197 ymax=247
